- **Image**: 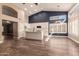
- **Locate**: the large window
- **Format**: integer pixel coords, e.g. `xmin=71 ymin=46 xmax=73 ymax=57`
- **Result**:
xmin=2 ymin=5 xmax=18 ymax=18
xmin=49 ymin=15 xmax=67 ymax=35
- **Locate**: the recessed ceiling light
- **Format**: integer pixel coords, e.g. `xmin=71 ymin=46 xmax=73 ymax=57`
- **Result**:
xmin=30 ymin=5 xmax=33 ymax=7
xmin=24 ymin=8 xmax=27 ymax=11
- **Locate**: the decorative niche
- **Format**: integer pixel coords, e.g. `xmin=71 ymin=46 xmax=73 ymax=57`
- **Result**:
xmin=2 ymin=5 xmax=18 ymax=18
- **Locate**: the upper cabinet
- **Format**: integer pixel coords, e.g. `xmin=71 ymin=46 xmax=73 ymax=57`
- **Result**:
xmin=2 ymin=5 xmax=18 ymax=18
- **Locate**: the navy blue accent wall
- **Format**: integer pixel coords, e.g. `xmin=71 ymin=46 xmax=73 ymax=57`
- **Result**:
xmin=29 ymin=11 xmax=49 ymax=23
xmin=29 ymin=11 xmax=68 ymax=23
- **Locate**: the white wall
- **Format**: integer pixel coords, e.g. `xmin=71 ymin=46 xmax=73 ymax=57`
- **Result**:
xmin=68 ymin=4 xmax=79 ymax=43
xmin=0 ymin=19 xmax=4 ymax=43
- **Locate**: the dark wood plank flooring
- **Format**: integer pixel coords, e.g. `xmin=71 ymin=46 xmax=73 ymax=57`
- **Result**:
xmin=0 ymin=37 xmax=79 ymax=56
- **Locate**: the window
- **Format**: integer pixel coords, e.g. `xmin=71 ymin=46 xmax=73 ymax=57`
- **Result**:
xmin=49 ymin=15 xmax=66 ymax=23
xmin=2 ymin=5 xmax=18 ymax=18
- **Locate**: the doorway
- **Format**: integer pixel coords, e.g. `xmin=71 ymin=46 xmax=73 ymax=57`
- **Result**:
xmin=2 ymin=20 xmax=18 ymax=39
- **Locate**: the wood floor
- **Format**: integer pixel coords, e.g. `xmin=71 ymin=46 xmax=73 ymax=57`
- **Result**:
xmin=0 ymin=37 xmax=79 ymax=56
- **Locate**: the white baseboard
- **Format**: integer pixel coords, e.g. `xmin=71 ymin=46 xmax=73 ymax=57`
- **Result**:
xmin=68 ymin=36 xmax=79 ymax=44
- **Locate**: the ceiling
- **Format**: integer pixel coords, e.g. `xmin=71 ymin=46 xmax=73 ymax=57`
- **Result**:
xmin=15 ymin=3 xmax=42 ymax=16
xmin=15 ymin=3 xmax=76 ymax=15
xmin=38 ymin=3 xmax=76 ymax=11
